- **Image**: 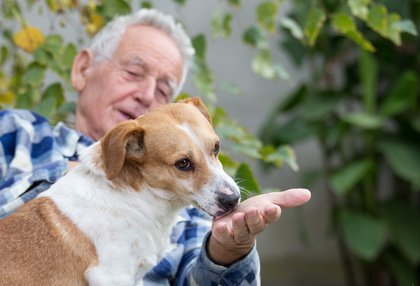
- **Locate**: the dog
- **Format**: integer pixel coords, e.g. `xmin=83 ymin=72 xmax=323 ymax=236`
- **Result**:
xmin=0 ymin=97 xmax=240 ymax=285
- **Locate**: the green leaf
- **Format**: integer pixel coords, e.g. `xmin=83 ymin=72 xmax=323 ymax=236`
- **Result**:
xmin=0 ymin=46 xmax=8 ymax=65
xmin=359 ymin=50 xmax=378 ymax=112
xmin=378 ymin=139 xmax=420 ymax=186
xmin=216 ymin=124 xmax=246 ymax=141
xmin=277 ymin=85 xmax=308 ymax=112
xmin=301 ymin=90 xmax=343 ymax=120
xmin=61 ymin=43 xmax=77 ymax=69
xmin=192 ymin=34 xmax=206 ymax=60
xmin=219 ymin=81 xmax=241 ymax=96
xmin=260 ymin=116 xmax=315 ymax=145
xmin=16 ymin=89 xmax=38 ymax=109
xmin=1 ymin=0 xmax=20 ymax=18
xmin=173 ymin=0 xmax=187 ymax=5
xmin=412 ymin=116 xmax=420 ymax=133
xmin=260 ymin=145 xmax=299 ymax=171
xmin=192 ymin=59 xmax=215 ymax=102
xmin=367 ymin=4 xmax=388 ymax=36
xmin=392 ymin=19 xmax=418 ymax=36
xmin=281 ymin=35 xmax=307 ymax=66
xmin=348 ymin=0 xmax=369 ymax=20
xmin=383 ymin=249 xmax=416 ymax=286
xmin=232 ymin=142 xmax=261 ymax=159
xmin=53 ymin=101 xmax=76 ymax=123
xmin=218 ymin=153 xmax=239 ymax=177
xmin=227 ymin=0 xmax=241 ymax=7
xmin=140 ymin=1 xmax=153 ymax=9
xmin=280 ymin=17 xmax=304 ymax=40
xmin=211 ymin=12 xmax=233 ymax=39
xmin=342 ymin=112 xmax=384 ymax=129
xmin=34 ymin=83 xmax=64 ymax=118
xmin=304 ymin=6 xmax=326 ymax=46
xmin=97 ymin=0 xmax=131 ymax=20
xmin=387 ymin=13 xmax=402 ymax=45
xmin=381 ymin=201 xmax=420 ymax=264
xmin=251 ymin=49 xmax=289 ymax=80
xmin=339 ymin=208 xmax=388 ymax=261
xmin=22 ymin=65 xmax=45 ymax=87
xmin=234 ymin=163 xmax=261 ymax=199
xmin=366 ymin=4 xmax=410 ymax=45
xmin=380 ymin=71 xmax=418 ymax=117
xmin=43 ymin=35 xmax=63 ymax=54
xmin=242 ymin=26 xmax=268 ymax=49
xmin=256 ymin=1 xmax=279 ymax=33
xmin=330 ymin=159 xmax=374 ymax=195
xmin=332 ymin=12 xmax=375 ymax=52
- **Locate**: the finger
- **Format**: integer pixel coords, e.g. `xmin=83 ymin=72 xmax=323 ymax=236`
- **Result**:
xmin=268 ymin=188 xmax=311 ymax=209
xmin=212 ymin=222 xmax=232 ymax=242
xmin=263 ymin=205 xmax=281 ymax=224
xmin=244 ymin=208 xmax=266 ymax=235
xmin=232 ymin=213 xmax=251 ymax=243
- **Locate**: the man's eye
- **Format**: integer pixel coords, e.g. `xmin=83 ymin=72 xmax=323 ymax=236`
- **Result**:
xmin=126 ymin=70 xmax=142 ymax=78
xmin=175 ymin=158 xmax=193 ymax=171
xmin=157 ymin=83 xmax=172 ymax=102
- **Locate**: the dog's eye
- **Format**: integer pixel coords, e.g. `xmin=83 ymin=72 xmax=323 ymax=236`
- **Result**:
xmin=175 ymin=158 xmax=193 ymax=171
xmin=214 ymin=142 xmax=220 ymax=156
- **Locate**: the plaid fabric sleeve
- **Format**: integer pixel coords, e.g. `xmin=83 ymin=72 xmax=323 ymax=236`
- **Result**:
xmin=175 ymin=209 xmax=261 ymax=286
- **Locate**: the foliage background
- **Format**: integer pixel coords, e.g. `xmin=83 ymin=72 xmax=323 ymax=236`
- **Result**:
xmin=1 ymin=0 xmax=419 ymax=285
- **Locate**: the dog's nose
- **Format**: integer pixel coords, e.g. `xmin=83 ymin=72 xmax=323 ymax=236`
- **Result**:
xmin=217 ymin=186 xmax=240 ymax=212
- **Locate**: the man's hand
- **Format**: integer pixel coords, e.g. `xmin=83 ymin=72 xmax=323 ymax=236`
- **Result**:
xmin=207 ymin=188 xmax=311 ymax=266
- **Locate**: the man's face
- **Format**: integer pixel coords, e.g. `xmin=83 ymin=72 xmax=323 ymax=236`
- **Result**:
xmin=74 ymin=25 xmax=183 ymax=140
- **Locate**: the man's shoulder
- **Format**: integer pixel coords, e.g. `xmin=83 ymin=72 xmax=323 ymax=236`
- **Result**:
xmin=0 ymin=109 xmax=53 ymax=139
xmin=0 ymin=109 xmax=48 ymax=125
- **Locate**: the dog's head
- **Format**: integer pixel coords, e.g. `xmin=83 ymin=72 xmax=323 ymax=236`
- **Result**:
xmin=99 ymin=97 xmax=240 ymax=217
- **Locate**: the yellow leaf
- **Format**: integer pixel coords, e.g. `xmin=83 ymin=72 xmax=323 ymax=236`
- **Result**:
xmin=87 ymin=0 xmax=96 ymax=10
xmin=0 ymin=91 xmax=15 ymax=105
xmin=13 ymin=26 xmax=45 ymax=53
xmin=46 ymin=0 xmax=77 ymax=12
xmin=86 ymin=13 xmax=105 ymax=36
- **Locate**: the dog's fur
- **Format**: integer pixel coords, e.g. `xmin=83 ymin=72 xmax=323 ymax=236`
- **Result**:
xmin=0 ymin=97 xmax=240 ymax=286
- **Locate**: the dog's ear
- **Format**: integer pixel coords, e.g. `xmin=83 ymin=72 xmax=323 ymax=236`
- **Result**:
xmin=100 ymin=121 xmax=145 ymax=180
xmin=181 ymin=96 xmax=212 ymax=124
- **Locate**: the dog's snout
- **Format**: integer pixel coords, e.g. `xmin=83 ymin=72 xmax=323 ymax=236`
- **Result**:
xmin=219 ymin=194 xmax=239 ymax=210
xmin=217 ymin=186 xmax=240 ymax=212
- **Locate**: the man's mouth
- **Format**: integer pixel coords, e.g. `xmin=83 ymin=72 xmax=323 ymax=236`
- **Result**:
xmin=117 ymin=110 xmax=137 ymax=120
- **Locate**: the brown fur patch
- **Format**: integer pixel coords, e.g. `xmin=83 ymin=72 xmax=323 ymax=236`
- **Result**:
xmin=0 ymin=197 xmax=97 ymax=285
xmin=102 ymin=98 xmax=217 ymax=197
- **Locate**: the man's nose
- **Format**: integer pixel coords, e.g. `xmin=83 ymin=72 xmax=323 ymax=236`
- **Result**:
xmin=135 ymin=76 xmax=156 ymax=106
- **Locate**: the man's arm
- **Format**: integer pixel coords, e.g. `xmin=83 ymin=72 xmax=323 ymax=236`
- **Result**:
xmin=177 ymin=189 xmax=311 ymax=285
xmin=208 ymin=189 xmax=311 ymax=265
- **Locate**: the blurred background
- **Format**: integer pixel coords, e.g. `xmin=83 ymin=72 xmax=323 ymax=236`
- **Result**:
xmin=1 ymin=0 xmax=419 ymax=285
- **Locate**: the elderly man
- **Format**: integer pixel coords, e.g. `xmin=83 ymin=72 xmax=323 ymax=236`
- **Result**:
xmin=0 ymin=9 xmax=310 ymax=285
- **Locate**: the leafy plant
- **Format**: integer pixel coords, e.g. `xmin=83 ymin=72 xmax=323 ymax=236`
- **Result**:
xmin=258 ymin=0 xmax=419 ymax=285
xmin=2 ymin=0 xmax=418 ymax=284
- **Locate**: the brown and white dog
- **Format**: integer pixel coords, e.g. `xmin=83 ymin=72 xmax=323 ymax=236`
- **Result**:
xmin=0 ymin=97 xmax=240 ymax=285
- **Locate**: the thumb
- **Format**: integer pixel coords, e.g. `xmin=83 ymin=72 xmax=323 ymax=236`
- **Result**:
xmin=267 ymin=188 xmax=311 ymax=209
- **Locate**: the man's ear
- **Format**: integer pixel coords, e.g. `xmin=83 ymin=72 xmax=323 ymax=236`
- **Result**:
xmin=100 ymin=121 xmax=145 ymax=180
xmin=71 ymin=49 xmax=94 ymax=92
xmin=181 ymin=96 xmax=212 ymax=124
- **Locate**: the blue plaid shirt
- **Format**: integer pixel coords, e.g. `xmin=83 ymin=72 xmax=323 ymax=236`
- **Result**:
xmin=0 ymin=109 xmax=260 ymax=285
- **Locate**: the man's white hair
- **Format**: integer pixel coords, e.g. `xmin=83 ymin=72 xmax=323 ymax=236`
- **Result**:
xmin=89 ymin=9 xmax=195 ymax=96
